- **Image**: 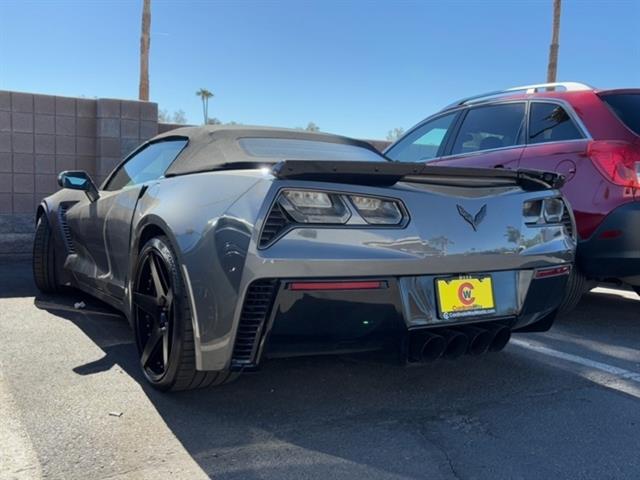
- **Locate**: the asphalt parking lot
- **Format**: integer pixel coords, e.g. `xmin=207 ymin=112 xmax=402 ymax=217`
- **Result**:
xmin=1 ymin=259 xmax=640 ymax=480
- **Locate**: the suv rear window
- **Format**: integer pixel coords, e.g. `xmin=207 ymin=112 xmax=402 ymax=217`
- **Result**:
xmin=600 ymin=94 xmax=640 ymax=136
xmin=239 ymin=138 xmax=386 ymax=162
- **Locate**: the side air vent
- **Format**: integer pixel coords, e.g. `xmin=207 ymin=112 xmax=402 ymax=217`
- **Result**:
xmin=58 ymin=205 xmax=76 ymax=253
xmin=561 ymin=208 xmax=574 ymax=238
xmin=231 ymin=280 xmax=279 ymax=366
xmin=259 ymin=203 xmax=291 ymax=248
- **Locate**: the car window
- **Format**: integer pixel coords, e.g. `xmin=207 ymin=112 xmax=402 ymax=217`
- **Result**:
xmin=385 ymin=113 xmax=457 ymax=163
xmin=238 ymin=138 xmax=386 ymax=162
xmin=528 ymin=103 xmax=583 ymax=144
xmin=600 ymin=93 xmax=640 ymax=136
xmin=451 ymin=103 xmax=525 ymax=155
xmin=105 ymin=139 xmax=188 ymax=191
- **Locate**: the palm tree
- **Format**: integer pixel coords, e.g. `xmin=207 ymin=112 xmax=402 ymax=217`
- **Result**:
xmin=196 ymin=88 xmax=214 ymax=124
xmin=546 ymin=0 xmax=561 ymax=83
xmin=138 ymin=0 xmax=151 ymax=101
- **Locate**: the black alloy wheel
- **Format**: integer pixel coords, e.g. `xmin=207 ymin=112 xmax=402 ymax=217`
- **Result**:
xmin=133 ymin=236 xmax=238 ymax=391
xmin=133 ymin=245 xmax=175 ymax=383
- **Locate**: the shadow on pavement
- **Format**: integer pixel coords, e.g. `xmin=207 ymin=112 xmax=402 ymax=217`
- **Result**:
xmin=26 ymin=286 xmax=640 ymax=479
xmin=0 ymin=258 xmax=38 ymax=298
xmin=554 ymin=288 xmax=640 ymax=335
xmin=536 ymin=288 xmax=640 ymax=367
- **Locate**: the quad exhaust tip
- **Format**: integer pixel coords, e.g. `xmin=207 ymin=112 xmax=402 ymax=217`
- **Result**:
xmin=440 ymin=328 xmax=469 ymax=359
xmin=487 ymin=325 xmax=511 ymax=352
xmin=458 ymin=326 xmax=494 ymax=355
xmin=408 ymin=324 xmax=512 ymax=363
xmin=409 ymin=333 xmax=446 ymax=362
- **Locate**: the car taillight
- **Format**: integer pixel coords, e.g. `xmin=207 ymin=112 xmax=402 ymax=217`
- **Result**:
xmin=523 ymin=197 xmax=567 ymax=225
xmin=349 ymin=195 xmax=404 ymax=225
xmin=279 ymin=190 xmax=351 ymax=224
xmin=588 ymin=141 xmax=640 ymax=188
xmin=276 ymin=189 xmax=407 ymax=226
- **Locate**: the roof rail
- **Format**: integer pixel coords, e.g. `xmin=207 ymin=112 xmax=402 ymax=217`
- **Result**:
xmin=444 ymin=82 xmax=594 ymax=110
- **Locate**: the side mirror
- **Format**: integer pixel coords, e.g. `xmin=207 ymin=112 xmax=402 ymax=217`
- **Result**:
xmin=58 ymin=170 xmax=100 ymax=202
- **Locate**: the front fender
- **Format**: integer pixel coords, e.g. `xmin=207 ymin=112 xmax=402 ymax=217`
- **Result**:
xmin=36 ymin=191 xmax=83 ymax=289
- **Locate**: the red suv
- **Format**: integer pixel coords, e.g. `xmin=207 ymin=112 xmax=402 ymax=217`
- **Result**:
xmin=386 ymin=82 xmax=640 ymax=309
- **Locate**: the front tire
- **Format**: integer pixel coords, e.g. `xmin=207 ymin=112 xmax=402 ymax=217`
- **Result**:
xmin=32 ymin=215 xmax=58 ymax=293
xmin=132 ymin=236 xmax=237 ymax=391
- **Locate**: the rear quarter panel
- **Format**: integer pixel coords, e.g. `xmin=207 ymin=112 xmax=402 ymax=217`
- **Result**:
xmin=130 ymin=170 xmax=272 ymax=370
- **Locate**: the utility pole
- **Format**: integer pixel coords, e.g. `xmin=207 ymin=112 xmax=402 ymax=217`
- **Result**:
xmin=547 ymin=0 xmax=561 ymax=83
xmin=139 ymin=0 xmax=151 ymax=101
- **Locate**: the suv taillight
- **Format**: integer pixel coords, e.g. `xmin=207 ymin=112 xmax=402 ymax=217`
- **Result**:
xmin=588 ymin=141 xmax=640 ymax=188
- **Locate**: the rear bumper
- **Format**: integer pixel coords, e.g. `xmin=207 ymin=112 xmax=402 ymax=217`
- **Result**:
xmin=578 ymin=202 xmax=640 ymax=285
xmin=230 ymin=268 xmax=569 ymax=370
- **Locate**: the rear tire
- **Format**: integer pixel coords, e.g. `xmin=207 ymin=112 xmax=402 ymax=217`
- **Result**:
xmin=133 ymin=236 xmax=238 ymax=391
xmin=32 ymin=215 xmax=58 ymax=293
xmin=557 ymin=268 xmax=587 ymax=315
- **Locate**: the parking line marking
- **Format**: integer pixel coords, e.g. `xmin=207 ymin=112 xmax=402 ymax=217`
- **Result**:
xmin=511 ymin=338 xmax=640 ymax=384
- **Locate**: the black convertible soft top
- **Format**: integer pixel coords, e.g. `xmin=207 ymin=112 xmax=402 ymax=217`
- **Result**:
xmin=158 ymin=126 xmax=563 ymax=191
xmin=160 ymin=125 xmax=382 ymax=176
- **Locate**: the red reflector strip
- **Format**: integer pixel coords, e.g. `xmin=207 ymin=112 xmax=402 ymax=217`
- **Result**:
xmin=289 ymin=281 xmax=385 ymax=291
xmin=534 ymin=265 xmax=572 ymax=279
xmin=599 ymin=229 xmax=623 ymax=240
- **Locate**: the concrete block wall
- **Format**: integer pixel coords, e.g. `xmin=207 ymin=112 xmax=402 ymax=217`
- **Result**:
xmin=95 ymin=98 xmax=157 ymax=185
xmin=0 ymin=90 xmax=159 ymax=256
xmin=0 ymin=89 xmax=387 ymax=257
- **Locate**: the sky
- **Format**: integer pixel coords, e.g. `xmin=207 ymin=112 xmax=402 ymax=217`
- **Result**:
xmin=0 ymin=0 xmax=638 ymax=139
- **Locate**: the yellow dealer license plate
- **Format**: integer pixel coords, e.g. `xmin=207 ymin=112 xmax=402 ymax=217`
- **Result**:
xmin=436 ymin=276 xmax=496 ymax=320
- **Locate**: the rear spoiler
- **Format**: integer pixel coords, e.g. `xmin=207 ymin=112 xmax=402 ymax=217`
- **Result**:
xmin=272 ymin=160 xmax=565 ymax=191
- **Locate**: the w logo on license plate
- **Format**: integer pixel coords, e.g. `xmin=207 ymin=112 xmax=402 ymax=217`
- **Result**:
xmin=458 ymin=282 xmax=475 ymax=306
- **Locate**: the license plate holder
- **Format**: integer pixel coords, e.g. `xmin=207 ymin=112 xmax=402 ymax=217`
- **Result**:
xmin=435 ymin=275 xmax=496 ymax=321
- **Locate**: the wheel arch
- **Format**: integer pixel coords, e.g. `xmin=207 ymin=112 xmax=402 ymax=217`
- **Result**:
xmin=137 ymin=223 xmax=167 ymax=253
xmin=131 ymin=217 xmax=171 ymax=296
xmin=132 ymin=214 xmax=181 ymax=257
xmin=129 ymin=216 xmax=204 ymax=369
xmin=128 ymin=218 xmax=174 ymax=323
xmin=35 ymin=201 xmax=49 ymax=224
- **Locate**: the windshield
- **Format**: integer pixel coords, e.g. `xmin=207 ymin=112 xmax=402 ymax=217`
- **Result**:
xmin=239 ymin=137 xmax=388 ymax=162
xmin=601 ymin=93 xmax=640 ymax=136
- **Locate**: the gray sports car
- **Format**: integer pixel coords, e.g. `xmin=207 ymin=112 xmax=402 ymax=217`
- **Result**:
xmin=33 ymin=126 xmax=575 ymax=391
